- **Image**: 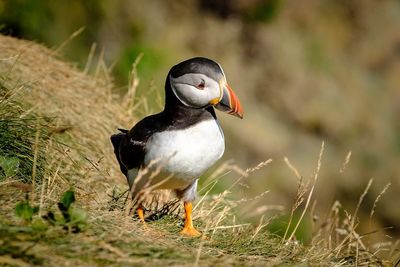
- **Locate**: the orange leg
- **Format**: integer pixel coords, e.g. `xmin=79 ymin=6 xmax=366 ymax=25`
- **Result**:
xmin=180 ymin=201 xmax=201 ymax=237
xmin=137 ymin=206 xmax=145 ymax=222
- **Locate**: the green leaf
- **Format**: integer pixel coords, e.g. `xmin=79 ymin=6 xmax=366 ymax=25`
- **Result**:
xmin=32 ymin=206 xmax=39 ymax=214
xmin=69 ymin=207 xmax=87 ymax=224
xmin=59 ymin=190 xmax=75 ymax=211
xmin=0 ymin=156 xmax=20 ymax=179
xmin=31 ymin=218 xmax=48 ymax=231
xmin=15 ymin=201 xmax=38 ymax=222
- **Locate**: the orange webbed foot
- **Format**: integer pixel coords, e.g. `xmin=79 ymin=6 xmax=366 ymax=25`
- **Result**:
xmin=180 ymin=201 xmax=201 ymax=237
xmin=180 ymin=226 xmax=201 ymax=237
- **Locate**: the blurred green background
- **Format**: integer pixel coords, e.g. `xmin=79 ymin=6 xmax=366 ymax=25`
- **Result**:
xmin=1 ymin=0 xmax=399 ymax=241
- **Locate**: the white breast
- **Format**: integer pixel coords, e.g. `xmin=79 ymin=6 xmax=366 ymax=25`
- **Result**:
xmin=144 ymin=119 xmax=225 ymax=189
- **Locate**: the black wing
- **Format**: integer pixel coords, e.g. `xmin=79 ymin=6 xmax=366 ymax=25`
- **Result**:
xmin=111 ymin=113 xmax=168 ymax=177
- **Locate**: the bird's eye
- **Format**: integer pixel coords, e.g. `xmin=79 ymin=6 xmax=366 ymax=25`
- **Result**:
xmin=197 ymin=80 xmax=205 ymax=90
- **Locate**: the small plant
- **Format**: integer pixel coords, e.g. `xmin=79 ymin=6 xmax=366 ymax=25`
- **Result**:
xmin=15 ymin=190 xmax=87 ymax=233
xmin=43 ymin=189 xmax=87 ymax=233
xmin=15 ymin=195 xmax=39 ymax=222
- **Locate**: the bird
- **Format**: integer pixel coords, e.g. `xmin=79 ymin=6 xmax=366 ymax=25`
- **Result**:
xmin=110 ymin=57 xmax=243 ymax=236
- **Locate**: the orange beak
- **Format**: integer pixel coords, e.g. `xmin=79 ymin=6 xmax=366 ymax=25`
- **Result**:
xmin=214 ymin=84 xmax=243 ymax=119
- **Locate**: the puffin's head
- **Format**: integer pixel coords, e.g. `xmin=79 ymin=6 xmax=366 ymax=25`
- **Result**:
xmin=169 ymin=57 xmax=243 ymax=118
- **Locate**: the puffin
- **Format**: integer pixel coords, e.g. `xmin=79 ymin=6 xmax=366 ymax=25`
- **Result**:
xmin=111 ymin=57 xmax=243 ymax=236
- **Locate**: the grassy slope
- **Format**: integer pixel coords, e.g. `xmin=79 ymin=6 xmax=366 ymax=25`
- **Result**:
xmin=0 ymin=35 xmax=389 ymax=266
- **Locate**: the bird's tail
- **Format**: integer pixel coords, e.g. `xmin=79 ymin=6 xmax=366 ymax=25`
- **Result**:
xmin=110 ymin=130 xmax=128 ymax=176
xmin=117 ymin=128 xmax=129 ymax=134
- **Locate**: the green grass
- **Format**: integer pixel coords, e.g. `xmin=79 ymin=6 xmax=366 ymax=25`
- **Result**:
xmin=0 ymin=83 xmax=48 ymax=184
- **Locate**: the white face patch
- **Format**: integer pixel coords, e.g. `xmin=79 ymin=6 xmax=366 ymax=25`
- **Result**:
xmin=144 ymin=119 xmax=225 ymax=189
xmin=170 ymin=73 xmax=221 ymax=108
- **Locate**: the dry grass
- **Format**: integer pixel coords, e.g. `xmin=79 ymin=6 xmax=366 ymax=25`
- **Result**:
xmin=0 ymin=35 xmax=398 ymax=266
